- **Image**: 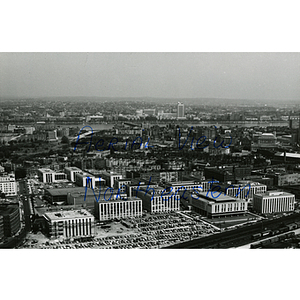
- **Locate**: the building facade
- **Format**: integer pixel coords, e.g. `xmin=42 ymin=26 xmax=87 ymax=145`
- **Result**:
xmin=253 ymin=191 xmax=295 ymax=214
xmin=75 ymin=171 xmax=95 ymax=188
xmin=0 ymin=203 xmax=21 ymax=237
xmin=177 ymin=102 xmax=185 ymax=119
xmin=214 ymin=181 xmax=267 ymax=202
xmin=37 ymin=168 xmax=66 ymax=183
xmin=43 ymin=209 xmax=95 ymax=239
xmin=94 ymin=198 xmax=142 ymax=221
xmin=135 ymin=186 xmax=180 ymax=213
xmin=101 ymin=171 xmax=122 ymax=188
xmin=64 ymin=166 xmax=81 ymax=182
xmin=0 ymin=173 xmax=17 ymax=196
xmin=181 ymin=190 xmax=248 ymax=218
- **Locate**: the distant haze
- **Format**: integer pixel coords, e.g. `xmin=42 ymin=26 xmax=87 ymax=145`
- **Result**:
xmin=0 ymin=52 xmax=300 ymax=101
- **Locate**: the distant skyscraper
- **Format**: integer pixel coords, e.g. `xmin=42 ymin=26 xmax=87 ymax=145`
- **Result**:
xmin=177 ymin=102 xmax=185 ymax=119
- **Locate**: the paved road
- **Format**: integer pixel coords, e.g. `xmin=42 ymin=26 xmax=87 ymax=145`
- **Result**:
xmin=19 ymin=180 xmax=32 ymax=231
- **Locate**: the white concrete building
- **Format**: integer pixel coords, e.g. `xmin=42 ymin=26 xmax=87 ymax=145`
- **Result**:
xmin=75 ymin=171 xmax=95 ymax=189
xmin=37 ymin=168 xmax=66 ymax=183
xmin=64 ymin=166 xmax=81 ymax=182
xmin=135 ymin=186 xmax=180 ymax=213
xmin=43 ymin=209 xmax=95 ymax=239
xmin=94 ymin=197 xmax=142 ymax=221
xmin=253 ymin=191 xmax=295 ymax=214
xmin=0 ymin=173 xmax=17 ymax=196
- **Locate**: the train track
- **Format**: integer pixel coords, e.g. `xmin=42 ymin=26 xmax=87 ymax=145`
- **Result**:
xmin=163 ymin=213 xmax=300 ymax=249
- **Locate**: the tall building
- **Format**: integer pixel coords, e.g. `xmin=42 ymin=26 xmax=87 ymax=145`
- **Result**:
xmin=177 ymin=102 xmax=185 ymax=119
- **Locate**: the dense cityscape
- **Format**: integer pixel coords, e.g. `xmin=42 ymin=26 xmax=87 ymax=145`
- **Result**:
xmin=3 ymin=3 xmax=300 ymax=299
xmin=2 ymin=97 xmax=300 ymax=249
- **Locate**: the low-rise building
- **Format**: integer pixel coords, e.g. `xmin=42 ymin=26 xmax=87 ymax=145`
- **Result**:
xmin=253 ymin=191 xmax=295 ymax=214
xmin=75 ymin=171 xmax=95 ymax=188
xmin=114 ymin=178 xmax=132 ymax=194
xmin=0 ymin=173 xmax=17 ymax=196
xmin=277 ymin=173 xmax=300 ymax=186
xmin=43 ymin=209 xmax=95 ymax=239
xmin=135 ymin=186 xmax=180 ymax=213
xmin=94 ymin=197 xmax=142 ymax=221
xmin=181 ymin=190 xmax=248 ymax=218
xmin=44 ymin=187 xmax=88 ymax=205
xmin=101 ymin=171 xmax=122 ymax=188
xmin=37 ymin=168 xmax=67 ymax=183
xmin=211 ymin=181 xmax=267 ymax=202
xmin=64 ymin=166 xmax=81 ymax=182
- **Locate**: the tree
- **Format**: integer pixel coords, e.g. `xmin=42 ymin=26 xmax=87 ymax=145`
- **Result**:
xmin=61 ymin=136 xmax=70 ymax=144
xmin=15 ymin=167 xmax=27 ymax=179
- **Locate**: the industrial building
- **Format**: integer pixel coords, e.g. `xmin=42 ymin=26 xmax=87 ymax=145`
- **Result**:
xmin=44 ymin=187 xmax=90 ymax=205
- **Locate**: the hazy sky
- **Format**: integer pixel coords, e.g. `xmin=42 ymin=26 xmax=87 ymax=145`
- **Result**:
xmin=1 ymin=52 xmax=300 ymax=100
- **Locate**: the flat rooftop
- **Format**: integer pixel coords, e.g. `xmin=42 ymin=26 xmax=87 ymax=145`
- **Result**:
xmin=65 ymin=167 xmax=81 ymax=171
xmin=191 ymin=190 xmax=245 ymax=203
xmin=166 ymin=181 xmax=199 ymax=185
xmin=116 ymin=178 xmax=131 ymax=182
xmin=44 ymin=209 xmax=93 ymax=220
xmin=45 ymin=187 xmax=88 ymax=196
xmin=38 ymin=168 xmax=54 ymax=173
xmin=256 ymin=191 xmax=295 ymax=198
xmin=96 ymin=197 xmax=142 ymax=204
xmin=275 ymin=152 xmax=300 ymax=159
xmin=101 ymin=171 xmax=122 ymax=176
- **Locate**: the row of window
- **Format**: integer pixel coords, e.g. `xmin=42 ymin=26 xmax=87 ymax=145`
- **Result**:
xmin=214 ymin=202 xmax=246 ymax=213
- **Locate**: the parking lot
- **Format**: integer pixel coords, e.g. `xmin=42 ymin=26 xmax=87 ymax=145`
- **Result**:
xmin=19 ymin=211 xmax=218 ymax=249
